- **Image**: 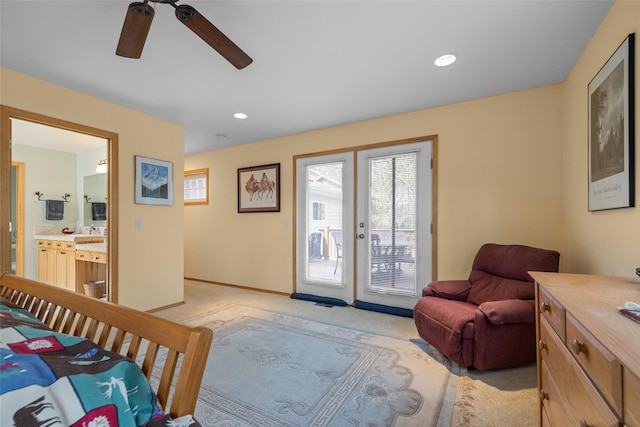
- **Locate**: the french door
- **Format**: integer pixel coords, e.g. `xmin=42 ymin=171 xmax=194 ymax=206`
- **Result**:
xmin=355 ymin=141 xmax=432 ymax=309
xmin=295 ymin=140 xmax=432 ymax=310
xmin=295 ymin=152 xmax=355 ymax=303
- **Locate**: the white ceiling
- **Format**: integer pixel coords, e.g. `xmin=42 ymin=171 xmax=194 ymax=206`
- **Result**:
xmin=1 ymin=1 xmax=614 ymax=155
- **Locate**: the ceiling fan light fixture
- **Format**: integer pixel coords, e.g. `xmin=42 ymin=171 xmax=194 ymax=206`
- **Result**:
xmin=435 ymin=53 xmax=457 ymax=67
xmin=116 ymin=2 xmax=155 ymax=59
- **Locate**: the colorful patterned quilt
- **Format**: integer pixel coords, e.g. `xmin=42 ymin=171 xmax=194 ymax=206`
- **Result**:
xmin=0 ymin=297 xmax=200 ymax=427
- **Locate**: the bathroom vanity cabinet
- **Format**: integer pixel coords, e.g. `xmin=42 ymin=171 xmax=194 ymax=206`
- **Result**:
xmin=36 ymin=235 xmax=106 ymax=293
xmin=37 ymin=240 xmax=77 ymax=290
xmin=75 ymin=244 xmax=107 ymax=294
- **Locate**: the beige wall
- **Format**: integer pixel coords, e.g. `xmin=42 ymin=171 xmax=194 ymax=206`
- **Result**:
xmin=187 ymin=0 xmax=640 ymax=292
xmin=12 ymin=144 xmax=77 ymax=279
xmin=1 ymin=68 xmax=185 ymax=311
xmin=561 ymin=0 xmax=639 ymax=275
xmin=185 ymin=84 xmax=565 ymax=292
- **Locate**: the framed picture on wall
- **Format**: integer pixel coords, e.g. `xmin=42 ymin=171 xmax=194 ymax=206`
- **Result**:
xmin=134 ymin=155 xmax=173 ymax=206
xmin=588 ymin=33 xmax=635 ymax=211
xmin=237 ymin=163 xmax=280 ymax=212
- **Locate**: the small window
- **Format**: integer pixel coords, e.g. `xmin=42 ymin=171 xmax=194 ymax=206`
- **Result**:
xmin=184 ymin=168 xmax=209 ymax=205
xmin=312 ymin=201 xmax=325 ymax=220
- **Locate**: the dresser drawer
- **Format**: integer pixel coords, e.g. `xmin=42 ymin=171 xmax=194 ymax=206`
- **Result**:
xmin=540 ymin=360 xmax=571 ymax=427
xmin=539 ymin=318 xmax=564 ymax=379
xmin=90 ymin=252 xmax=106 ymax=264
xmin=541 ymin=407 xmax=551 ymax=427
xmin=538 ymin=286 xmax=566 ymax=342
xmin=623 ymin=368 xmax=640 ymax=426
xmin=38 ymin=240 xmax=56 ymax=248
xmin=539 ymin=317 xmax=620 ymax=426
xmin=37 ymin=240 xmax=75 ymax=250
xmin=566 ymin=312 xmax=622 ymax=416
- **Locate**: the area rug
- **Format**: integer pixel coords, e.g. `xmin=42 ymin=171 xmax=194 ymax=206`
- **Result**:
xmin=185 ymin=304 xmax=458 ymax=427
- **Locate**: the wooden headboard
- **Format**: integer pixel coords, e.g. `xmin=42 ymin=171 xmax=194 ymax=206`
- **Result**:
xmin=0 ymin=273 xmax=213 ymax=418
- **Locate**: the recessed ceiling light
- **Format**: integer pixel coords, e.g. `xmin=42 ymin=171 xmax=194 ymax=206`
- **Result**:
xmin=233 ymin=112 xmax=248 ymax=119
xmin=435 ymin=54 xmax=457 ymax=67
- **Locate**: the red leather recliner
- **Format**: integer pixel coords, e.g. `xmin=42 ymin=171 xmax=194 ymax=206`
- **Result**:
xmin=413 ymin=243 xmax=560 ymax=371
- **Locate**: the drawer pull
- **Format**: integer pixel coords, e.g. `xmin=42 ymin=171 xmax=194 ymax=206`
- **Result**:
xmin=540 ymin=301 xmax=550 ymax=312
xmin=579 ymin=420 xmax=593 ymax=427
xmin=571 ymin=339 xmax=586 ymax=355
xmin=538 ymin=340 xmax=547 ymax=351
xmin=539 ymin=389 xmax=548 ymax=401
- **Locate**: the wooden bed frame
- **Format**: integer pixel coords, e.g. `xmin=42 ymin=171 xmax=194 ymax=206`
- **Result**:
xmin=0 ymin=273 xmax=213 ymax=418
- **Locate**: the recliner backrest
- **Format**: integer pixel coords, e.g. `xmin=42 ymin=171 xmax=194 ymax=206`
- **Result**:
xmin=472 ymin=243 xmax=560 ymax=281
xmin=466 ymin=243 xmax=560 ymax=305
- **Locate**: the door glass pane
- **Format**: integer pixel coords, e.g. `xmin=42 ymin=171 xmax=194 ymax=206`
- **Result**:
xmin=369 ymin=153 xmax=417 ymax=292
xmin=305 ymin=162 xmax=343 ymax=283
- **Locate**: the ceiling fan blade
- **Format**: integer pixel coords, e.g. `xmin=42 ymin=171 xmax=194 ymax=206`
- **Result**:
xmin=175 ymin=4 xmax=253 ymax=69
xmin=116 ymin=2 xmax=155 ymax=59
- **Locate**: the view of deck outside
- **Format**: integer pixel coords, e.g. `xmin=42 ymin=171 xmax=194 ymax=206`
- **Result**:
xmin=307 ymin=228 xmax=416 ymax=290
xmin=304 ymin=153 xmax=418 ymax=292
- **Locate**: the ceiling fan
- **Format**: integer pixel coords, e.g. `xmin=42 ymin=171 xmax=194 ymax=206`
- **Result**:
xmin=115 ymin=0 xmax=252 ymax=69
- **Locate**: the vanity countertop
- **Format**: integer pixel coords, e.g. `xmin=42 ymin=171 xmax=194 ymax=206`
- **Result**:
xmin=75 ymin=243 xmax=107 ymax=253
xmin=35 ymin=234 xmax=106 ymax=243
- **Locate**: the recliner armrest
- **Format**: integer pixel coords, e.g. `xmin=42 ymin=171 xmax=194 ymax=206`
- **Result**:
xmin=477 ymin=299 xmax=534 ymax=325
xmin=422 ymin=280 xmax=471 ymax=301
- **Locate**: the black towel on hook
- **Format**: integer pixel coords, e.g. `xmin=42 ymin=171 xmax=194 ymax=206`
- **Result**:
xmin=91 ymin=202 xmax=107 ymax=221
xmin=46 ymin=200 xmax=64 ymax=220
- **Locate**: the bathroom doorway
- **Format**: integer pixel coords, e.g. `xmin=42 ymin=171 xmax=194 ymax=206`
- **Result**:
xmin=0 ymin=106 xmax=119 ymax=302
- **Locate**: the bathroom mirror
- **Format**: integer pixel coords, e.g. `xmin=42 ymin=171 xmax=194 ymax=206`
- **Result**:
xmin=84 ymin=173 xmax=107 ymax=226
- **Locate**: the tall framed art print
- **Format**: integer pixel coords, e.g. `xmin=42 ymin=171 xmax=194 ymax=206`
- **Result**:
xmin=588 ymin=33 xmax=635 ymax=211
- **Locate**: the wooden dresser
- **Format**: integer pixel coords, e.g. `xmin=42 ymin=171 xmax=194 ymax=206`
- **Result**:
xmin=531 ymin=272 xmax=640 ymax=427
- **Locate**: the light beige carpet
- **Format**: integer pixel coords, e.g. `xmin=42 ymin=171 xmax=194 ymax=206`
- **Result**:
xmin=451 ymin=365 xmax=537 ymax=426
xmin=157 ymin=280 xmax=537 ymax=426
